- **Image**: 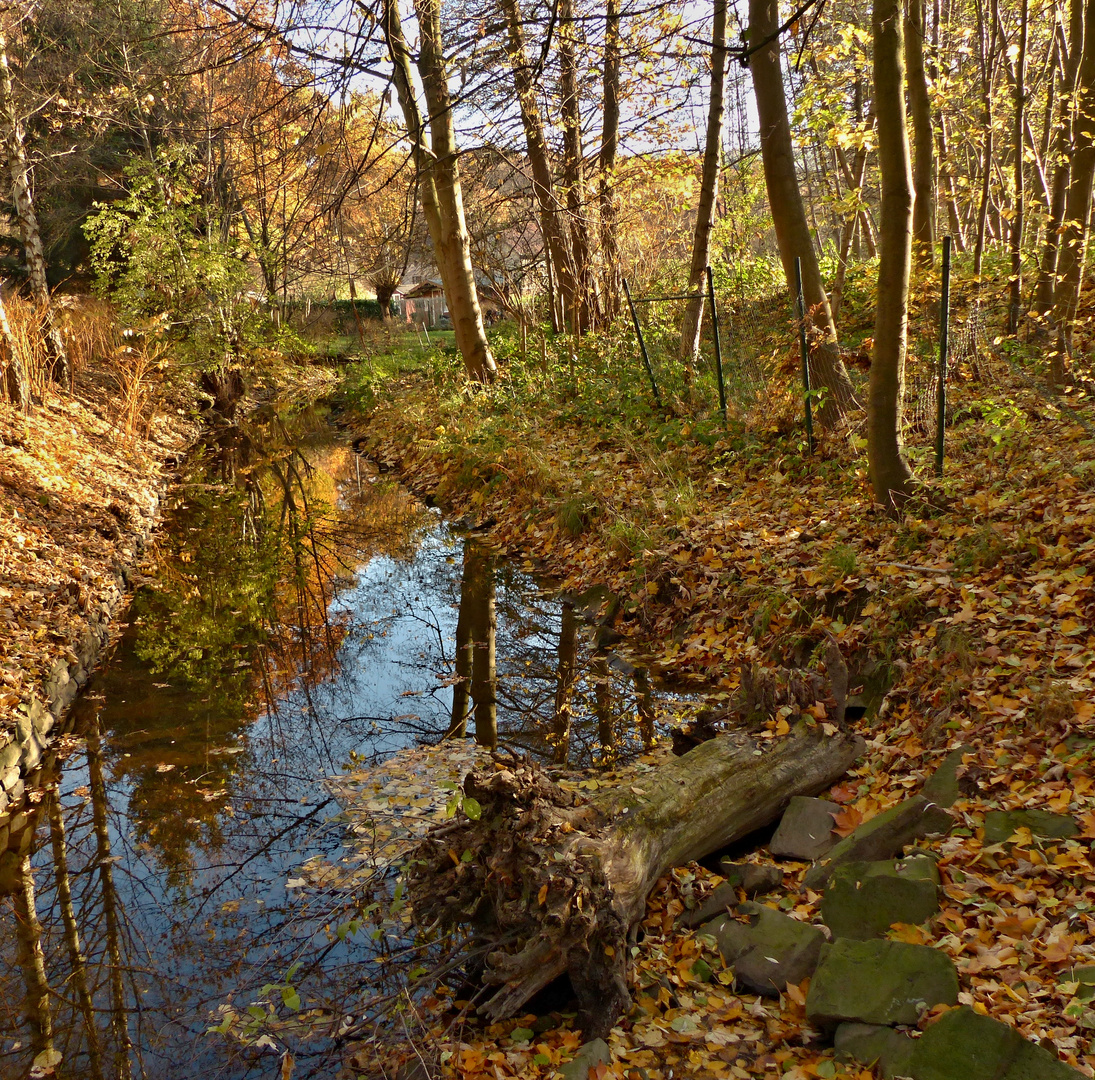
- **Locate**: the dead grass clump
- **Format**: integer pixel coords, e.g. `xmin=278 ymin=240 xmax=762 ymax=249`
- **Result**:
xmin=56 ymin=296 xmax=120 ymax=373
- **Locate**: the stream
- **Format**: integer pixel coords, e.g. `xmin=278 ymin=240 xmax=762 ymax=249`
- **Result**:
xmin=0 ymin=405 xmax=684 ymax=1080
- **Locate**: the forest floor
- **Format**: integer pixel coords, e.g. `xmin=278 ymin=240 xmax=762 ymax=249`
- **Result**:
xmin=341 ymin=317 xmax=1095 ymax=1079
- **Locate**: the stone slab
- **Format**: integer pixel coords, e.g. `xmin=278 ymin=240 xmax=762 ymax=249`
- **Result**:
xmin=821 ymin=857 xmax=940 ymax=940
xmin=770 ymin=796 xmax=840 ymax=861
xmin=703 ymin=904 xmax=826 ymax=997
xmin=983 ymin=810 xmax=1079 ymax=847
xmin=805 ymin=938 xmax=959 ymax=1027
xmin=908 ymin=1006 xmax=1084 ymax=1079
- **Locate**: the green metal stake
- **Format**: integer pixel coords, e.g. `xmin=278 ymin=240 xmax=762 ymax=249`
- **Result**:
xmin=794 ymin=257 xmax=815 ymax=453
xmin=623 ymin=278 xmax=661 ymax=405
xmin=706 ymin=265 xmax=727 ymax=424
xmin=935 ymin=235 xmax=952 ymax=478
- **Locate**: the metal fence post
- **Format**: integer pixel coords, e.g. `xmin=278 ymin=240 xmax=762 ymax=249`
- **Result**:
xmin=936 ymin=236 xmax=952 ymax=478
xmin=623 ymin=278 xmax=661 ymax=405
xmin=706 ymin=266 xmax=727 ymax=424
xmin=794 ymin=257 xmax=815 ymax=453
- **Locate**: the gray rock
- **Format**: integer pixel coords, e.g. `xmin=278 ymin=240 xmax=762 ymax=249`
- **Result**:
xmin=559 ymin=1039 xmax=611 ymax=1080
xmin=921 ymin=747 xmax=969 ymax=808
xmin=805 ymin=938 xmax=959 ymax=1027
xmin=983 ymin=810 xmax=1079 ymax=847
xmin=821 ymin=857 xmax=940 ymax=940
xmin=908 ymin=1005 xmax=1084 ymax=1079
xmin=703 ymin=904 xmax=826 ymax=997
xmin=0 ymin=739 xmax=20 ymax=772
xmin=720 ymin=860 xmax=784 ymax=896
xmin=770 ymin=796 xmax=840 ymax=861
xmin=681 ymin=883 xmax=739 ymax=929
xmin=804 ymin=796 xmax=953 ymax=891
xmin=834 ymin=1023 xmax=917 ymax=1079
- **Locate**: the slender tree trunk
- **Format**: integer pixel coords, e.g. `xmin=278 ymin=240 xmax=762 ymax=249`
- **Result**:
xmin=936 ymin=117 xmax=967 ymax=250
xmin=0 ymin=29 xmax=69 ymax=387
xmin=49 ymin=791 xmax=104 ymax=1080
xmin=1008 ymin=0 xmax=1029 ymax=334
xmin=1035 ymin=0 xmax=1082 ymax=316
xmin=0 ymin=282 xmax=28 ymax=408
xmin=870 ymin=0 xmax=916 ymax=510
xmin=500 ymin=0 xmax=580 ymax=330
xmin=12 ymin=856 xmax=54 ymax=1058
xmin=559 ymin=0 xmax=598 ymax=331
xmin=973 ymin=0 xmax=1000 ymax=277
xmin=748 ymin=0 xmax=860 ymax=425
xmin=831 ymin=143 xmax=870 ymax=322
xmin=552 ymin=604 xmax=578 ymax=764
xmin=465 ymin=542 xmax=497 ymax=748
xmin=599 ymin=0 xmax=623 ymax=322
xmin=381 ymin=0 xmax=496 ymax=382
xmin=1051 ymin=0 xmax=1095 ymax=377
xmin=448 ymin=541 xmax=474 ymax=739
xmin=680 ymin=0 xmax=728 ymax=368
xmin=906 ymin=0 xmax=937 ymax=265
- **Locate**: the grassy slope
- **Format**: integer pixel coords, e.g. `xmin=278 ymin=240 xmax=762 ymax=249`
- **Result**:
xmin=340 ymin=304 xmax=1095 ymax=1079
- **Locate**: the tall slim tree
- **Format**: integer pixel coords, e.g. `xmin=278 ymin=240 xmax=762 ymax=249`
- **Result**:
xmin=380 ymin=0 xmax=496 ymax=382
xmin=0 ymin=21 xmax=69 ymax=385
xmin=905 ymin=0 xmax=936 ymax=266
xmin=680 ymin=0 xmax=727 ymax=368
xmin=747 ymin=0 xmax=859 ymax=426
xmin=870 ymin=0 xmax=916 ymax=509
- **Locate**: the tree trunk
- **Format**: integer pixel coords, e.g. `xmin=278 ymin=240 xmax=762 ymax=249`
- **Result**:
xmin=680 ymin=0 xmax=728 ymax=368
xmin=559 ymin=0 xmax=598 ymax=331
xmin=381 ymin=0 xmax=496 ymax=382
xmin=870 ymin=0 xmax=916 ymax=511
xmin=1035 ymin=1 xmax=1079 ymax=317
xmin=1008 ymin=0 xmax=1029 ymax=334
xmin=0 ymin=283 xmax=29 ymax=408
xmin=410 ymin=726 xmax=863 ymax=1038
xmin=1051 ymin=0 xmax=1095 ymax=377
xmin=599 ymin=0 xmax=623 ymax=323
xmin=552 ymin=603 xmax=578 ymax=764
xmin=500 ymin=0 xmax=580 ymax=331
xmin=973 ymin=0 xmax=999 ymax=277
xmin=0 ymin=29 xmax=69 ymax=387
xmin=905 ymin=0 xmax=937 ymax=266
xmin=748 ymin=0 xmax=860 ymax=426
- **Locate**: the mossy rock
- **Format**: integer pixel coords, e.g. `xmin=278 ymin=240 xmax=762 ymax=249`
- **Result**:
xmin=805 ymin=938 xmax=958 ymax=1027
xmin=908 ymin=1006 xmax=1084 ymax=1079
xmin=834 ymin=1022 xmax=916 ymax=1079
xmin=982 ymin=810 xmax=1079 ymax=847
xmin=703 ymin=904 xmax=826 ymax=997
xmin=821 ymin=857 xmax=940 ymax=940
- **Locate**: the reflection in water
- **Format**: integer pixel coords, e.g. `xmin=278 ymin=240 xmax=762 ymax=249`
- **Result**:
xmin=0 ymin=406 xmax=678 ymax=1079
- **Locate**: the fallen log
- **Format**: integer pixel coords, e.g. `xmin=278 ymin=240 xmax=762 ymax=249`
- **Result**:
xmin=408 ymin=725 xmax=863 ymax=1039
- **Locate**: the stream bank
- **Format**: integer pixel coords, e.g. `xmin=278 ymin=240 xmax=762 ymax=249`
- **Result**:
xmin=337 ymin=358 xmax=1095 ymax=1077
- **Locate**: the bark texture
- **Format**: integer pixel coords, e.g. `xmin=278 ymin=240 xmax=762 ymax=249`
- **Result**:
xmin=748 ymin=0 xmax=860 ymax=426
xmin=905 ymin=0 xmax=937 ymax=266
xmin=382 ymin=0 xmax=496 ymax=382
xmin=0 ymin=30 xmax=69 ymax=386
xmin=409 ymin=727 xmax=862 ymax=1038
xmin=680 ymin=0 xmax=728 ymax=367
xmin=1051 ymin=0 xmax=1095 ymax=377
xmin=870 ymin=0 xmax=916 ymax=510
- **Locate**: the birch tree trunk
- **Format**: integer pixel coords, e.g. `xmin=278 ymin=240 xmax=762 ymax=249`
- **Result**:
xmin=748 ymin=0 xmax=860 ymax=426
xmin=0 ymin=28 xmax=69 ymax=387
xmin=381 ymin=0 xmax=496 ymax=382
xmin=870 ymin=0 xmax=916 ymax=510
xmin=680 ymin=0 xmax=728 ymax=368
